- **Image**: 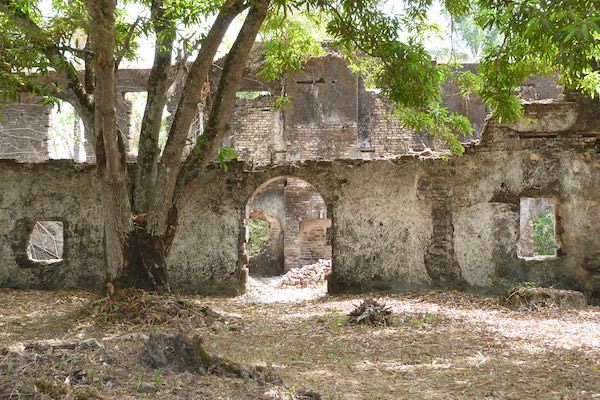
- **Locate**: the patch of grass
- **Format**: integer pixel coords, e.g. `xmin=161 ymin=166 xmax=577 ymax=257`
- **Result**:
xmin=324 ymin=310 xmax=348 ymax=332
xmin=406 ymin=312 xmax=444 ymax=328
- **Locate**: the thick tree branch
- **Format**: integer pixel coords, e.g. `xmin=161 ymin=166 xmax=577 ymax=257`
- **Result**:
xmin=174 ymin=0 xmax=272 ymax=211
xmin=84 ymin=45 xmax=96 ymax=95
xmin=132 ymin=0 xmax=175 ymax=213
xmin=144 ymin=0 xmax=249 ymax=234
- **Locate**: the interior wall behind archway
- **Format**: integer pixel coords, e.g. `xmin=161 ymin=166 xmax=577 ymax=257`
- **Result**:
xmin=247 ymin=180 xmax=286 ymax=276
xmin=246 ymin=177 xmax=331 ymax=276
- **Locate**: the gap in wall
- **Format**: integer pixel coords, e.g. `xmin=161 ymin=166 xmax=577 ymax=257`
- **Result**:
xmin=244 ymin=176 xmax=332 ymax=296
xmin=518 ymin=197 xmax=560 ymax=260
xmin=27 ymin=220 xmax=64 ymax=263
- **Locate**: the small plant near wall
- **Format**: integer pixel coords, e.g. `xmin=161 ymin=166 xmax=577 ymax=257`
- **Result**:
xmin=248 ymin=219 xmax=270 ymax=256
xmin=533 ymin=210 xmax=560 ymax=256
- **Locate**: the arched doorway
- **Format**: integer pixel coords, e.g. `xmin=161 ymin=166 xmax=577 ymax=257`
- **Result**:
xmin=244 ymin=176 xmax=332 ymax=286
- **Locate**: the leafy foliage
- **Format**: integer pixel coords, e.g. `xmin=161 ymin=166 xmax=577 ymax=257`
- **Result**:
xmin=247 ymin=218 xmax=270 ymax=256
xmin=258 ymin=13 xmax=325 ymax=82
xmin=217 ymin=147 xmax=237 ymax=172
xmin=533 ymin=209 xmax=560 ymax=256
xmin=258 ymin=12 xmax=324 ymax=109
xmin=1 ymin=0 xmax=599 ymax=157
xmin=325 ymin=0 xmax=477 ymax=153
xmin=477 ymin=0 xmax=600 ymax=121
xmin=442 ymin=4 xmax=502 ymax=61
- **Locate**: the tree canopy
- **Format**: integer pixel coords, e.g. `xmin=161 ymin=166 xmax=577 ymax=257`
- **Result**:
xmin=1 ymin=0 xmax=598 ymax=150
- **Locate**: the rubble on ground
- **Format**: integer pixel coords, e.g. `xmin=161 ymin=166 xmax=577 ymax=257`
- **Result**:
xmin=277 ymin=259 xmax=331 ymax=288
xmin=91 ymin=288 xmax=224 ymax=328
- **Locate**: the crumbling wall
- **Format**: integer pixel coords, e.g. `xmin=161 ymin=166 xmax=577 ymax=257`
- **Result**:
xmin=366 ymin=94 xmax=428 ymax=156
xmin=228 ymin=95 xmax=282 ymax=165
xmin=0 ymin=160 xmax=104 ymax=290
xmin=450 ymin=95 xmax=600 ymax=295
xmin=165 ymin=171 xmax=248 ymax=295
xmin=282 ymin=56 xmax=359 ymax=161
xmin=0 ymin=97 xmax=598 ymax=299
xmin=1 ymin=59 xmax=563 ymax=165
xmin=328 ymin=160 xmax=433 ymax=292
xmin=0 ymin=99 xmax=51 ymax=162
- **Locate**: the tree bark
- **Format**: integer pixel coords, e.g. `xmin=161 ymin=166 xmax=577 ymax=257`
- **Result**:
xmin=133 ymin=0 xmax=174 ymax=213
xmin=145 ymin=0 xmax=247 ymax=236
xmin=88 ymin=0 xmax=133 ymax=287
xmin=175 ymin=0 xmax=272 ymax=209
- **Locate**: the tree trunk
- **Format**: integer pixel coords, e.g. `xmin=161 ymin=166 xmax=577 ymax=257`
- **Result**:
xmin=124 ymin=213 xmax=176 ymax=291
xmin=132 ymin=0 xmax=174 ymax=213
xmin=175 ymin=0 xmax=271 ymax=207
xmin=88 ymin=0 xmax=134 ymax=289
xmin=145 ymin=0 xmax=247 ymax=236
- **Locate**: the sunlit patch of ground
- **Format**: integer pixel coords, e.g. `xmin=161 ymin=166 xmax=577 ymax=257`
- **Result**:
xmin=0 ymin=284 xmax=599 ymax=399
xmin=243 ymin=276 xmax=328 ymax=303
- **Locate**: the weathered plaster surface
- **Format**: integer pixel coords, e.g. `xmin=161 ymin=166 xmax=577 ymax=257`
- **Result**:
xmin=0 ymin=161 xmax=104 ymax=290
xmin=0 ymin=98 xmax=599 ymax=299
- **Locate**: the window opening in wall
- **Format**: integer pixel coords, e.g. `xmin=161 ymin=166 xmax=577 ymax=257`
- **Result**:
xmin=518 ymin=197 xmax=560 ymax=259
xmin=49 ymin=101 xmax=86 ymax=162
xmin=244 ymin=176 xmax=332 ymax=300
xmin=27 ymin=221 xmax=64 ymax=263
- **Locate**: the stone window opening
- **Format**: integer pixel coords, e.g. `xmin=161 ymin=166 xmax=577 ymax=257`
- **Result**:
xmin=517 ymin=197 xmax=560 ymax=260
xmin=26 ymin=220 xmax=64 ymax=264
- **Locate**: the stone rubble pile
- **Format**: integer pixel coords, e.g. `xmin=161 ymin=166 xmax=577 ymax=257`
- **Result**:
xmin=277 ymin=259 xmax=332 ymax=288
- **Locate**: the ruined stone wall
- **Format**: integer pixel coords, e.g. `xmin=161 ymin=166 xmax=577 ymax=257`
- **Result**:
xmin=1 ymin=60 xmax=562 ymax=165
xmin=0 ymin=161 xmax=104 ymax=290
xmin=228 ymin=96 xmax=282 ymax=165
xmin=367 ymin=94 xmax=424 ymax=156
xmin=283 ymin=178 xmax=329 ymax=270
xmin=1 ymin=98 xmax=598 ymax=299
xmin=0 ymin=100 xmax=51 ymax=162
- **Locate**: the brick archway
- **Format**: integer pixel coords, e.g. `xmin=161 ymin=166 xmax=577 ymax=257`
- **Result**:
xmin=244 ymin=176 xmax=332 ymax=277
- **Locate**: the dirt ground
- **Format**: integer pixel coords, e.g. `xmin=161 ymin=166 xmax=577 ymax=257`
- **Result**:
xmin=0 ymin=278 xmax=599 ymax=399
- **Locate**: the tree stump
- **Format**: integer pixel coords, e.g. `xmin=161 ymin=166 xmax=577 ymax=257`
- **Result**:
xmin=141 ymin=331 xmax=281 ymax=384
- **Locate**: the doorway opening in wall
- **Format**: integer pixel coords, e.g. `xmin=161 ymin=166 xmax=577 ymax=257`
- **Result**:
xmin=27 ymin=220 xmax=64 ymax=263
xmin=517 ymin=197 xmax=560 ymax=260
xmin=243 ymin=176 xmax=332 ymax=302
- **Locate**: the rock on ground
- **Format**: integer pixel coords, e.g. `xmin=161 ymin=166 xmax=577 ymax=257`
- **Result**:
xmin=501 ymin=286 xmax=587 ymax=310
